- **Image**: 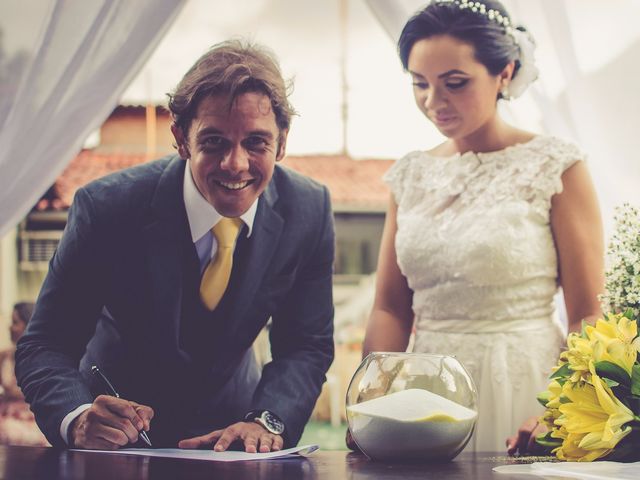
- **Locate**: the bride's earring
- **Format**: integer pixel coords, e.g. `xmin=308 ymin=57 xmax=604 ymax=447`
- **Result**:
xmin=500 ymin=85 xmax=512 ymax=101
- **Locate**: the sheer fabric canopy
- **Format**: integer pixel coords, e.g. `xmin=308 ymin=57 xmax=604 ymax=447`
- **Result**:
xmin=0 ymin=0 xmax=185 ymax=237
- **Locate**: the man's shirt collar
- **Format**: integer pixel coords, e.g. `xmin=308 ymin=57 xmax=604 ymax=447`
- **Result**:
xmin=183 ymin=160 xmax=257 ymax=242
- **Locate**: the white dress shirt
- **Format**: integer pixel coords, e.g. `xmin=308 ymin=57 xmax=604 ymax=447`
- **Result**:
xmin=60 ymin=160 xmax=258 ymax=444
xmin=182 ymin=159 xmax=257 ymax=272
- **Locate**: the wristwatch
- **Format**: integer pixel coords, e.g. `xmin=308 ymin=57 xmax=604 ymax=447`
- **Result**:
xmin=244 ymin=410 xmax=285 ymax=435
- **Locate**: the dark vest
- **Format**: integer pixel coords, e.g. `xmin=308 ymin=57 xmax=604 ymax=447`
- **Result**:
xmin=167 ymin=226 xmax=260 ymax=443
xmin=179 ymin=224 xmax=253 ymax=367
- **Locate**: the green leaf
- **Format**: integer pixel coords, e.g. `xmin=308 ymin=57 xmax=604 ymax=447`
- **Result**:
xmin=580 ymin=319 xmax=590 ymax=337
xmin=535 ymin=432 xmax=562 ymax=449
xmin=603 ymin=378 xmax=620 ymax=388
xmin=537 ymin=390 xmax=552 ymax=408
xmin=632 ymin=364 xmax=640 ymax=396
xmin=595 ymin=360 xmax=631 ymax=386
xmin=623 ymin=308 xmax=635 ymax=320
xmin=550 ymin=362 xmax=572 ymax=380
xmin=559 ymin=395 xmax=572 ymax=404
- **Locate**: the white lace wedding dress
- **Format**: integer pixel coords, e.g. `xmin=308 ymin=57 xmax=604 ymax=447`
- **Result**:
xmin=383 ymin=135 xmax=583 ymax=452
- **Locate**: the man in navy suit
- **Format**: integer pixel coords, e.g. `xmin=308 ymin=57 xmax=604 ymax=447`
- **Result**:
xmin=15 ymin=40 xmax=335 ymax=452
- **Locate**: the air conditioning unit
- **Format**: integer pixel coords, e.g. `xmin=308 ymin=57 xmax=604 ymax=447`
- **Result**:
xmin=18 ymin=230 xmax=63 ymax=271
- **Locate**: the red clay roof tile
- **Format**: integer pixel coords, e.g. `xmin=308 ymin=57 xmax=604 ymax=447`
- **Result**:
xmin=51 ymin=151 xmax=394 ymax=211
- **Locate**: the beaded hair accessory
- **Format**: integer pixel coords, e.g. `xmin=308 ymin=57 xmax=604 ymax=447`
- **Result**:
xmin=434 ymin=0 xmax=538 ymax=99
xmin=436 ymin=0 xmax=514 ymax=34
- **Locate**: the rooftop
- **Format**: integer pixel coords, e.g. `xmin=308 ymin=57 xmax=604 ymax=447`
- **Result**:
xmin=41 ymin=151 xmax=394 ymax=213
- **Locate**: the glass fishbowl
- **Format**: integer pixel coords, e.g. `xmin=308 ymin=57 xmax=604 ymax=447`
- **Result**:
xmin=346 ymin=352 xmax=478 ymax=462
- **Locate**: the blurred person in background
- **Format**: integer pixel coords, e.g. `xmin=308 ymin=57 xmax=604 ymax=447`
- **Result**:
xmin=0 ymin=302 xmax=48 ymax=446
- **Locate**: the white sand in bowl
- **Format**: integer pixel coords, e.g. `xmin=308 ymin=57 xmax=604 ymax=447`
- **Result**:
xmin=348 ymin=388 xmax=477 ymax=461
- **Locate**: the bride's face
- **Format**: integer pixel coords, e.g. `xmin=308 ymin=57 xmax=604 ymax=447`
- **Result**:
xmin=407 ymin=34 xmax=505 ymax=140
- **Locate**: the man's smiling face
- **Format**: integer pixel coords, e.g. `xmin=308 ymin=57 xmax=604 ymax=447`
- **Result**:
xmin=173 ymin=91 xmax=287 ymax=217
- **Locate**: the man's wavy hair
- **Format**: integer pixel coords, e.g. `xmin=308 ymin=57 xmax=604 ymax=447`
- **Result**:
xmin=167 ymin=39 xmax=296 ymax=136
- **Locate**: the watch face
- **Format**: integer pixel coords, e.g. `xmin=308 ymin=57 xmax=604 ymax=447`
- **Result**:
xmin=262 ymin=411 xmax=285 ymax=434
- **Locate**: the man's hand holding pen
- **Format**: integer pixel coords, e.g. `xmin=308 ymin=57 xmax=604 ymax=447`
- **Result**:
xmin=69 ymin=395 xmax=154 ymax=450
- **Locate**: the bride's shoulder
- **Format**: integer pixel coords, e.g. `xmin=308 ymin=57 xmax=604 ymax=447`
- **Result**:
xmin=524 ymin=134 xmax=586 ymax=164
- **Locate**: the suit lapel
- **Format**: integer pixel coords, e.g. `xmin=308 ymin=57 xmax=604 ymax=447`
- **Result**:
xmin=141 ymin=160 xmax=285 ymax=352
xmin=142 ymin=157 xmax=192 ymax=361
xmin=227 ymin=174 xmax=284 ymax=324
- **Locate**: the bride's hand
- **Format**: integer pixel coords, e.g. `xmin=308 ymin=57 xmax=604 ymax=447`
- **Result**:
xmin=506 ymin=416 xmax=547 ymax=456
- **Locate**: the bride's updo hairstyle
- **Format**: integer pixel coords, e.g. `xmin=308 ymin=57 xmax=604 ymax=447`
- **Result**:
xmin=398 ymin=0 xmax=537 ymax=99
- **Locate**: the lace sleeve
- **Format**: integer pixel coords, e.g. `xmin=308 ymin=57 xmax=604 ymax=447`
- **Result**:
xmin=549 ymin=137 xmax=586 ymax=194
xmin=382 ymin=151 xmax=418 ymax=205
xmin=530 ymin=137 xmax=587 ymax=219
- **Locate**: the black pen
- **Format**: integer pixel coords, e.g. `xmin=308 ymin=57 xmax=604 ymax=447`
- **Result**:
xmin=91 ymin=365 xmax=152 ymax=447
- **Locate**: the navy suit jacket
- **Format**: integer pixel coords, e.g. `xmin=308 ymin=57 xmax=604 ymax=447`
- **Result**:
xmin=15 ymin=155 xmax=335 ymax=448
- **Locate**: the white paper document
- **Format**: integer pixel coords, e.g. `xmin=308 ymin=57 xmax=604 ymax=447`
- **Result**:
xmin=74 ymin=444 xmax=319 ymax=462
xmin=494 ymin=461 xmax=640 ymax=479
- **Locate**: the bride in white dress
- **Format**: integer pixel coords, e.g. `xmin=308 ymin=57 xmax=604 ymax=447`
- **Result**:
xmin=360 ymin=0 xmax=604 ymax=453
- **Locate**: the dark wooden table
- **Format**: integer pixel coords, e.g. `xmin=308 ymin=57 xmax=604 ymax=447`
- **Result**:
xmin=0 ymin=446 xmax=541 ymax=479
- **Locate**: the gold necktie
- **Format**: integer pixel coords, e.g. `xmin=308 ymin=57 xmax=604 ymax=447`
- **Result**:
xmin=199 ymin=217 xmax=242 ymax=310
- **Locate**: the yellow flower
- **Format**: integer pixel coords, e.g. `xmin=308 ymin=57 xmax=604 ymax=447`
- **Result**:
xmin=545 ymin=379 xmax=563 ymax=409
xmin=586 ymin=314 xmax=638 ymax=375
xmin=550 ymin=423 xmax=567 ymax=441
xmin=538 ymin=379 xmax=564 ymax=430
xmin=552 ymin=362 xmax=634 ymax=461
xmin=553 ymin=433 xmax=610 ymax=462
xmin=541 ymin=406 xmax=562 ymax=431
xmin=592 ymin=338 xmax=636 ymax=375
xmin=565 ymin=334 xmax=593 ymax=382
xmin=586 ymin=313 xmax=637 ymax=345
xmin=615 ymin=315 xmax=638 ymax=343
xmin=585 ymin=316 xmax=617 ymax=342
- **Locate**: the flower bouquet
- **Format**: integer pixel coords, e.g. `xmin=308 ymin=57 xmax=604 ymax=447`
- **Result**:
xmin=536 ymin=204 xmax=640 ymax=461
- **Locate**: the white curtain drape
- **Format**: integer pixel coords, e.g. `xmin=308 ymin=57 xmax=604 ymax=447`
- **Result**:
xmin=0 ymin=0 xmax=186 ymax=237
xmin=364 ymin=0 xmax=640 ymax=234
